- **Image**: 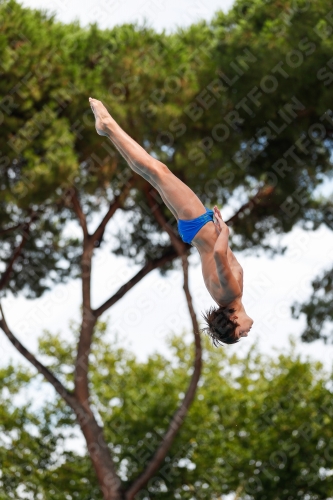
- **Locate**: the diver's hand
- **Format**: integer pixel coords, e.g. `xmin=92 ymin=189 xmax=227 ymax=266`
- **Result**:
xmin=213 ymin=206 xmax=229 ymax=256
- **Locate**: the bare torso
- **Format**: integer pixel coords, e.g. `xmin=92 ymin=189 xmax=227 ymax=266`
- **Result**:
xmin=191 ymin=221 xmax=243 ymax=306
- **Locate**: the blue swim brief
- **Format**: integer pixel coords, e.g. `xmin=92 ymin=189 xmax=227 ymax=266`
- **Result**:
xmin=178 ymin=207 xmax=214 ymax=244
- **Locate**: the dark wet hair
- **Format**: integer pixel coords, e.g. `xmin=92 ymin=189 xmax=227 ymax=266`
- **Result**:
xmin=202 ymin=306 xmax=240 ymax=346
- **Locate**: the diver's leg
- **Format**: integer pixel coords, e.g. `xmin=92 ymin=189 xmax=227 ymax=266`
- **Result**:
xmin=89 ymin=97 xmax=206 ymax=220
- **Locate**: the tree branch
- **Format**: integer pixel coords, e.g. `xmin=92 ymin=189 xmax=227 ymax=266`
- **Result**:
xmin=69 ymin=188 xmax=89 ymax=240
xmin=0 ymin=223 xmax=22 ymax=236
xmin=0 ymin=302 xmax=78 ymax=411
xmin=126 ymin=253 xmax=202 ymax=499
xmin=126 ymin=186 xmax=202 ymax=498
xmin=0 ymin=226 xmax=29 ymax=290
xmin=0 ymin=212 xmax=38 ymax=291
xmin=233 ymin=485 xmax=244 ymax=500
xmin=0 ymin=303 xmax=122 ymax=499
xmin=74 ymin=234 xmax=95 ymax=406
xmin=144 ymin=185 xmax=188 ymax=255
xmin=73 ymin=189 xmax=93 ymax=406
xmin=74 ymin=176 xmax=133 ymax=406
xmin=93 ymin=247 xmax=178 ymax=318
xmin=91 ymin=175 xmax=135 ymax=247
xmin=226 ymin=185 xmax=275 ymax=226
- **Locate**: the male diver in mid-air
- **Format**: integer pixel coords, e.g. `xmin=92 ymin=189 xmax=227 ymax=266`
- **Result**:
xmin=89 ymin=97 xmax=253 ymax=345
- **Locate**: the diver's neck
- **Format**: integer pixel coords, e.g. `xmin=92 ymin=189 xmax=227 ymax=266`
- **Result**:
xmin=229 ymin=297 xmax=245 ymax=314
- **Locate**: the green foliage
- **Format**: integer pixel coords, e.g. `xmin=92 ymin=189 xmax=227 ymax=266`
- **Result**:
xmin=292 ymin=265 xmax=333 ymax=343
xmin=0 ymin=210 xmax=81 ymax=297
xmin=1 ymin=0 xmax=333 ymax=495
xmin=0 ymin=355 xmax=99 ymax=498
xmin=205 ymin=0 xmax=333 ymax=251
xmin=1 ymin=324 xmax=333 ymax=499
xmin=1 ymin=0 xmax=333 ymax=295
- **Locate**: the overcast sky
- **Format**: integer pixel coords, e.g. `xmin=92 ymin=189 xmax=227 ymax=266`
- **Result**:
xmin=19 ymin=0 xmax=235 ymax=32
xmin=2 ymin=0 xmax=333 ymax=372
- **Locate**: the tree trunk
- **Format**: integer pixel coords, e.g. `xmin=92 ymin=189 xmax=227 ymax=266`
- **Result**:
xmin=125 ymin=253 xmax=202 ymax=499
xmin=0 ymin=306 xmax=123 ymax=500
xmin=76 ymin=408 xmax=123 ymax=500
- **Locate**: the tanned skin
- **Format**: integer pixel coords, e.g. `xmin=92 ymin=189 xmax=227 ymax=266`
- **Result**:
xmin=89 ymin=98 xmax=254 ymax=339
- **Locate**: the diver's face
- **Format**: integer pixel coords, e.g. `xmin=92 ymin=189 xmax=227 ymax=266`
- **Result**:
xmin=232 ymin=314 xmax=254 ymax=339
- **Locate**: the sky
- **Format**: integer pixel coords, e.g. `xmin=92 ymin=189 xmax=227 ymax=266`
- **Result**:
xmin=19 ymin=0 xmax=235 ymax=32
xmin=2 ymin=0 xmax=333 ymax=374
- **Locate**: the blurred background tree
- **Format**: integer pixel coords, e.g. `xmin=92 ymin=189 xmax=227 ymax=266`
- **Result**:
xmin=1 ymin=0 xmax=333 ymax=497
xmin=1 ymin=324 xmax=332 ymax=499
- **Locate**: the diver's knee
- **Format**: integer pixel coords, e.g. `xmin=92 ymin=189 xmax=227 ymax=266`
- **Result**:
xmin=150 ymin=161 xmax=170 ymax=182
